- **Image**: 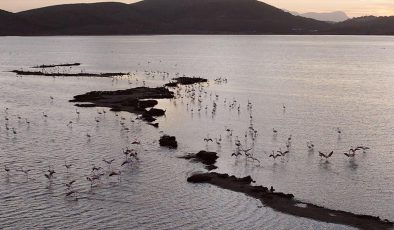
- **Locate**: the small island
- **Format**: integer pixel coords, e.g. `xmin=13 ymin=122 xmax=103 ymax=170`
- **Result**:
xmin=188 ymin=172 xmax=393 ymax=230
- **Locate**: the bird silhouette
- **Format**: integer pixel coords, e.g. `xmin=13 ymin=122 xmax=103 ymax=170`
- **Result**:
xmin=319 ymin=151 xmax=334 ymax=159
xmin=103 ymin=159 xmax=115 ymax=165
xmin=343 ymin=152 xmax=356 ymax=158
xmin=277 ymin=149 xmax=289 ymax=156
xmin=65 ymin=180 xmax=76 ymax=189
xmin=203 ymin=138 xmax=213 ymax=142
xmin=269 ymin=153 xmax=282 ymax=159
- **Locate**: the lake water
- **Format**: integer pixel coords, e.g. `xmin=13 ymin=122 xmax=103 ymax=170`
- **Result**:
xmin=1 ymin=35 xmax=394 ymax=229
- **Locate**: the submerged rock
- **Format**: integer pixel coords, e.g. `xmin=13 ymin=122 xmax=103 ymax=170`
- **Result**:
xmin=195 ymin=151 xmax=218 ymax=165
xmin=173 ymin=77 xmax=208 ymax=85
xmin=164 ymin=77 xmax=208 ymax=88
xmin=11 ymin=70 xmax=127 ymax=77
xmin=141 ymin=112 xmax=157 ymax=122
xmin=70 ymin=87 xmax=173 ymax=125
xmin=146 ymin=108 xmax=166 ymax=117
xmin=187 ymin=173 xmax=212 ymax=183
xmin=138 ymin=100 xmax=158 ymax=109
xmin=148 ymin=123 xmax=159 ymax=128
xmin=179 ymin=151 xmax=219 ymax=171
xmin=164 ymin=82 xmax=178 ymax=87
xmin=159 ymin=135 xmax=178 ymax=149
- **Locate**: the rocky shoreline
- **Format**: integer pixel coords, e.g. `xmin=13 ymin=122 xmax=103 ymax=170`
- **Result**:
xmin=188 ymin=172 xmax=393 ymax=230
xmin=70 ymin=87 xmax=173 ymax=122
xmin=11 ymin=70 xmax=128 ymax=78
xmin=165 ymin=77 xmax=208 ymax=87
xmin=179 ymin=151 xmax=218 ymax=171
xmin=31 ymin=63 xmax=81 ymax=68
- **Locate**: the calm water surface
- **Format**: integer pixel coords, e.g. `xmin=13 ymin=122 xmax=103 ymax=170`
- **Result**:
xmin=1 ymin=35 xmax=394 ymax=229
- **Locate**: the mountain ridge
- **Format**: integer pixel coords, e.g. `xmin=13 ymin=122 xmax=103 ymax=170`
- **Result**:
xmin=298 ymin=11 xmax=349 ymax=22
xmin=0 ymin=0 xmax=393 ymax=35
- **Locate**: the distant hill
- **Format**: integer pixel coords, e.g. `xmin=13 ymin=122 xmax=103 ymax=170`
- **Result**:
xmin=298 ymin=11 xmax=349 ymax=23
xmin=0 ymin=9 xmax=42 ymax=35
xmin=326 ymin=16 xmax=394 ymax=35
xmin=17 ymin=2 xmax=163 ymax=35
xmin=1 ymin=0 xmax=329 ymax=35
xmin=0 ymin=0 xmax=393 ymax=35
xmin=132 ymin=0 xmax=330 ymax=34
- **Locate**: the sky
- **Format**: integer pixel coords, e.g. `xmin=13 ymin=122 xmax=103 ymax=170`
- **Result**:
xmin=0 ymin=0 xmax=394 ymax=17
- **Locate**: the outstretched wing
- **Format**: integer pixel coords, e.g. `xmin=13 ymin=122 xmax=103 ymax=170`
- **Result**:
xmin=328 ymin=151 xmax=334 ymax=157
xmin=251 ymin=157 xmax=261 ymax=163
xmin=243 ymin=148 xmax=253 ymax=153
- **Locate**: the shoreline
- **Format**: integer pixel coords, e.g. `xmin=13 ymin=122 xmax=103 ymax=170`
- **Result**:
xmin=70 ymin=86 xmax=174 ymax=123
xmin=188 ymin=172 xmax=393 ymax=230
xmin=10 ymin=70 xmax=128 ymax=78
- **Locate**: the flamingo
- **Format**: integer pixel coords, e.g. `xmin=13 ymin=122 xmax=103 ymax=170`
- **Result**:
xmin=16 ymin=168 xmax=31 ymax=179
xmin=4 ymin=165 xmax=10 ymax=174
xmin=231 ymin=151 xmax=242 ymax=157
xmin=215 ymin=138 xmax=221 ymax=145
xmin=109 ymin=171 xmax=121 ymax=181
xmin=241 ymin=148 xmax=253 ymax=156
xmin=65 ymin=190 xmax=78 ymax=198
xmin=356 ymin=146 xmax=370 ymax=152
xmin=307 ymin=141 xmax=314 ymax=150
xmin=269 ymin=151 xmax=282 ymax=160
xmin=65 ymin=180 xmax=76 ymax=189
xmin=103 ymin=159 xmax=115 ymax=168
xmin=64 ymin=161 xmax=72 ymax=171
xmin=344 ymin=152 xmax=356 ymax=158
xmin=121 ymin=158 xmax=133 ymax=166
xmin=277 ymin=149 xmax=289 ymax=156
xmin=319 ymin=151 xmax=334 ymax=159
xmin=91 ymin=166 xmax=102 ymax=172
xmin=44 ymin=173 xmax=54 ymax=179
xmin=203 ymin=137 xmax=213 ymax=143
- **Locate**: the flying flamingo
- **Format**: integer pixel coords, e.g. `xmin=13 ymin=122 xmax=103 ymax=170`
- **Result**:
xmin=319 ymin=151 xmax=334 ymax=160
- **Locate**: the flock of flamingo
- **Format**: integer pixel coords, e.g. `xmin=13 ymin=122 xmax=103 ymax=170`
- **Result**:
xmin=1 ymin=60 xmax=371 ymax=203
xmin=167 ymin=78 xmax=371 ymax=167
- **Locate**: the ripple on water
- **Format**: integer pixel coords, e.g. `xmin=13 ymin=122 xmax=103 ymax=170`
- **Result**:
xmin=1 ymin=36 xmax=391 ymax=229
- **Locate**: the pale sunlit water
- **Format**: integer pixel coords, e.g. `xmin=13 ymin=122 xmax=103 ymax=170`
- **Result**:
xmin=1 ymin=35 xmax=394 ymax=229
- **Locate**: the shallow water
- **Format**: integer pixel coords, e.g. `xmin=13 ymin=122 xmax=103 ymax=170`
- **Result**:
xmin=1 ymin=35 xmax=394 ymax=229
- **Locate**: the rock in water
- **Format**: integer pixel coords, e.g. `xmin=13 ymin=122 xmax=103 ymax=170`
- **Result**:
xmin=159 ymin=135 xmax=178 ymax=148
xmin=187 ymin=174 xmax=212 ymax=183
xmin=195 ymin=151 xmax=218 ymax=165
